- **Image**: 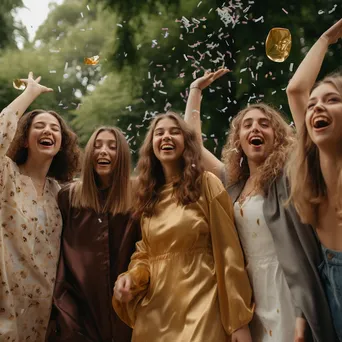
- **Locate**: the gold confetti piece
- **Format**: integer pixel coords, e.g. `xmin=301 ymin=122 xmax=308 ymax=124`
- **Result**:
xmin=257 ymin=218 xmax=260 ymax=225
xmin=84 ymin=55 xmax=100 ymax=65
xmin=13 ymin=79 xmax=26 ymax=91
xmin=265 ymin=28 xmax=292 ymax=62
xmin=240 ymin=208 xmax=244 ymax=217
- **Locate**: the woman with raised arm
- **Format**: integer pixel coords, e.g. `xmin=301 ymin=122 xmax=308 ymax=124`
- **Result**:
xmin=112 ymin=112 xmax=254 ymax=342
xmin=287 ymin=19 xmax=342 ymax=341
xmin=0 ymin=72 xmax=80 ymax=341
xmin=52 ymin=127 xmax=140 ymax=342
xmin=184 ymin=70 xmax=337 ymax=341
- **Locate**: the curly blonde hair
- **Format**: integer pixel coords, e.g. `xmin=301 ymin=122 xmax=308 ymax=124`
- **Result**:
xmin=133 ymin=112 xmax=204 ymax=219
xmin=287 ymin=72 xmax=342 ymax=226
xmin=222 ymin=103 xmax=294 ymax=192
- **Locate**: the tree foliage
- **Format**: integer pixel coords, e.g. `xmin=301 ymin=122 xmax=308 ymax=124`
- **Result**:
xmin=0 ymin=0 xmax=341 ymax=160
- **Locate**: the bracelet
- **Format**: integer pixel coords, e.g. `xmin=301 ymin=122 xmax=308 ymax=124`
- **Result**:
xmin=190 ymin=86 xmax=202 ymax=91
xmin=192 ymin=109 xmax=200 ymax=114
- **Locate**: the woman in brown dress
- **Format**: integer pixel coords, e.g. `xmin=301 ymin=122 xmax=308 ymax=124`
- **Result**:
xmin=53 ymin=127 xmax=140 ymax=342
xmin=113 ymin=112 xmax=254 ymax=342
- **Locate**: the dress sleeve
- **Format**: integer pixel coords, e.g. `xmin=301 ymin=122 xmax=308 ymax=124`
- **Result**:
xmin=112 ymin=228 xmax=150 ymax=328
xmin=0 ymin=108 xmax=20 ymax=188
xmin=204 ymin=172 xmax=254 ymax=335
xmin=0 ymin=108 xmax=19 ymax=159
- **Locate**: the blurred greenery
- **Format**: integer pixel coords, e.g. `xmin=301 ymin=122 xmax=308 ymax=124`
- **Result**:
xmin=0 ymin=0 xmax=341 ymax=161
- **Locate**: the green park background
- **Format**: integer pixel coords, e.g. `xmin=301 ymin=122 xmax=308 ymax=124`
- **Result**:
xmin=1 ymin=0 xmax=341 ymax=163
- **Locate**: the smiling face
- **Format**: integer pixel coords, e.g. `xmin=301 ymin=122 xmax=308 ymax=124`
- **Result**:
xmin=152 ymin=117 xmax=185 ymax=167
xmin=93 ymin=130 xmax=117 ymax=185
xmin=239 ymin=109 xmax=275 ymax=166
xmin=27 ymin=113 xmax=62 ymax=161
xmin=305 ymin=82 xmax=342 ymax=149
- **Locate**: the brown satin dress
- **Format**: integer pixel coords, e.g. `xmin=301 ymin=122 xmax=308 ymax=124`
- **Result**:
xmin=113 ymin=172 xmax=254 ymax=342
xmin=51 ymin=184 xmax=140 ymax=342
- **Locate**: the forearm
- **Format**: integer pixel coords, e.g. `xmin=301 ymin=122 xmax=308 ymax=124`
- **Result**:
xmin=184 ymin=88 xmax=203 ymax=145
xmin=287 ymin=37 xmax=329 ymax=95
xmin=6 ymin=87 xmax=41 ymax=117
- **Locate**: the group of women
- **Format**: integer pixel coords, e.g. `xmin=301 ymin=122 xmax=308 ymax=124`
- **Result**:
xmin=0 ymin=18 xmax=341 ymax=342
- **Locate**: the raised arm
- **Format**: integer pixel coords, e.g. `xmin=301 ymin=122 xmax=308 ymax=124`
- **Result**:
xmin=286 ymin=19 xmax=342 ymax=130
xmin=184 ymin=70 xmax=229 ymax=178
xmin=0 ymin=72 xmax=53 ymax=160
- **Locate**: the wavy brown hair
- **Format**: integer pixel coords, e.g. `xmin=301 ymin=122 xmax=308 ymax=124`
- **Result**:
xmin=7 ymin=109 xmax=80 ymax=182
xmin=287 ymin=72 xmax=342 ymax=226
xmin=222 ymin=103 xmax=294 ymax=192
xmin=71 ymin=127 xmax=132 ymax=215
xmin=134 ymin=112 xmax=204 ymax=219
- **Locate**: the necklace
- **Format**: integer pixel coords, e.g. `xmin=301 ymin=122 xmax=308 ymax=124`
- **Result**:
xmin=237 ymin=175 xmax=258 ymax=205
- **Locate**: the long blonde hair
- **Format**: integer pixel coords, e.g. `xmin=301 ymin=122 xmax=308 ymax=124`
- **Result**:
xmin=287 ymin=72 xmax=342 ymax=226
xmin=71 ymin=127 xmax=131 ymax=215
xmin=222 ymin=103 xmax=294 ymax=192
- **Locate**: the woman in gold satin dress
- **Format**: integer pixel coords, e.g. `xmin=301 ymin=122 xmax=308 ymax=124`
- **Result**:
xmin=113 ymin=112 xmax=254 ymax=342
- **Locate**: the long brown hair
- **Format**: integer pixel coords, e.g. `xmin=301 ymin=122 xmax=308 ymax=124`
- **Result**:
xmin=287 ymin=72 xmax=342 ymax=226
xmin=134 ymin=112 xmax=203 ymax=219
xmin=222 ymin=103 xmax=294 ymax=192
xmin=71 ymin=127 xmax=132 ymax=215
xmin=7 ymin=109 xmax=80 ymax=182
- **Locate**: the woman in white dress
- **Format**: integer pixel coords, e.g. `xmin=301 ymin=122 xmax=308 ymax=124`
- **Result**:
xmin=184 ymin=71 xmax=296 ymax=341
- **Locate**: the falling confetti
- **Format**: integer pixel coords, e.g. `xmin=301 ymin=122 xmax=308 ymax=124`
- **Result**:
xmin=84 ymin=55 xmax=100 ymax=65
xmin=265 ymin=28 xmax=292 ymax=62
xmin=13 ymin=79 xmax=26 ymax=91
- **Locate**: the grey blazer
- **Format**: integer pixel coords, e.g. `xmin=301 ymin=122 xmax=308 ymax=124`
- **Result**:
xmin=226 ymin=172 xmax=337 ymax=342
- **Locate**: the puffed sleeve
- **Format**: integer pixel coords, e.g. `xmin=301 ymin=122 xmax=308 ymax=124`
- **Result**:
xmin=204 ymin=172 xmax=254 ymax=335
xmin=0 ymin=108 xmax=19 ymax=158
xmin=0 ymin=108 xmax=20 ymax=190
xmin=112 ymin=227 xmax=150 ymax=328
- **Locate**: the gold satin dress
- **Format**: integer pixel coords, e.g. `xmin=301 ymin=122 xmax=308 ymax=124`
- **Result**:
xmin=113 ymin=172 xmax=254 ymax=341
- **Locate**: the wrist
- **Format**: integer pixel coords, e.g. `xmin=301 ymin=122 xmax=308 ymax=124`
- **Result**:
xmin=190 ymin=86 xmax=202 ymax=91
xmin=319 ymin=35 xmax=331 ymax=46
xmin=24 ymin=86 xmax=42 ymax=99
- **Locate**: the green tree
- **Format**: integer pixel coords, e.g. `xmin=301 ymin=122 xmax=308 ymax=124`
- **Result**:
xmin=0 ymin=0 xmax=27 ymax=50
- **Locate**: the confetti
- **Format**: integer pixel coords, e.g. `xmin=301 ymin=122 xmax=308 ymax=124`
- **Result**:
xmin=282 ymin=8 xmax=288 ymax=14
xmin=328 ymin=5 xmax=337 ymax=14
xmin=13 ymin=79 xmax=26 ymax=91
xmin=84 ymin=55 xmax=100 ymax=65
xmin=265 ymin=28 xmax=292 ymax=62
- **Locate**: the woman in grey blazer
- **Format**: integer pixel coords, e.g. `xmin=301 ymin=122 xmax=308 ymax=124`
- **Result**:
xmin=184 ymin=66 xmax=337 ymax=340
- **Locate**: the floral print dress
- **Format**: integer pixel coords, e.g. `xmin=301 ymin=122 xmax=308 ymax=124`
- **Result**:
xmin=0 ymin=108 xmax=62 ymax=342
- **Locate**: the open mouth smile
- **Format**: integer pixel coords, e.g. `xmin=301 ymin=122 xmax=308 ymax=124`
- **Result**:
xmin=160 ymin=144 xmax=175 ymax=151
xmin=312 ymin=116 xmax=331 ymax=129
xmin=39 ymin=137 xmax=54 ymax=147
xmin=97 ymin=158 xmax=111 ymax=165
xmin=248 ymin=136 xmax=264 ymax=146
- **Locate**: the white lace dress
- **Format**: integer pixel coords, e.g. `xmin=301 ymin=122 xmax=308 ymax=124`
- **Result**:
xmin=234 ymin=194 xmax=295 ymax=341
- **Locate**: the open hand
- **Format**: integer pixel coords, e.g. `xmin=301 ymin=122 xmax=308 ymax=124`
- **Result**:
xmin=114 ymin=274 xmax=134 ymax=303
xmin=190 ymin=69 xmax=230 ymax=91
xmin=21 ymin=71 xmax=54 ymax=94
xmin=321 ymin=18 xmax=342 ymax=45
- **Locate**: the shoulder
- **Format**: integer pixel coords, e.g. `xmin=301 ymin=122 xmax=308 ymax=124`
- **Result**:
xmin=47 ymin=178 xmax=61 ymax=195
xmin=57 ymin=181 xmax=75 ymax=205
xmin=202 ymin=171 xmax=225 ymax=201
